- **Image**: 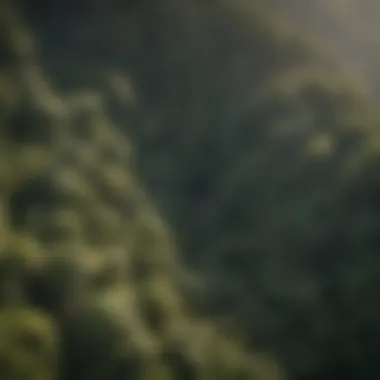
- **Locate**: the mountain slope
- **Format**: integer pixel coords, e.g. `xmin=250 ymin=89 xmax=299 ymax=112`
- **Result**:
xmin=0 ymin=3 xmax=282 ymax=380
xmin=9 ymin=1 xmax=380 ymax=380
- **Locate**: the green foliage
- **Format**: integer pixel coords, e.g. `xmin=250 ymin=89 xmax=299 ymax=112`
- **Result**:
xmin=5 ymin=0 xmax=380 ymax=379
xmin=0 ymin=308 xmax=58 ymax=380
xmin=14 ymin=1 xmax=380 ymax=379
xmin=0 ymin=3 xmax=283 ymax=380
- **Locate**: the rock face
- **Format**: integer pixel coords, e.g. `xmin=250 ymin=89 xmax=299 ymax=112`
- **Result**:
xmin=0 ymin=2 xmax=282 ymax=380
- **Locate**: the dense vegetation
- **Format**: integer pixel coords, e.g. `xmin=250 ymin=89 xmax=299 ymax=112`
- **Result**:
xmin=0 ymin=2 xmax=282 ymax=380
xmin=3 ymin=1 xmax=380 ymax=380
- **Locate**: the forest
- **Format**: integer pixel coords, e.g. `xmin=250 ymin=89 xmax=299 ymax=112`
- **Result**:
xmin=1 ymin=1 xmax=380 ymax=380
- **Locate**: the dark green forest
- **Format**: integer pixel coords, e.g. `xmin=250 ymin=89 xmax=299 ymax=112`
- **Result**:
xmin=1 ymin=1 xmax=380 ymax=379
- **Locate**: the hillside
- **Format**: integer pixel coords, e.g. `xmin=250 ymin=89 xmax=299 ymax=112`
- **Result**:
xmin=6 ymin=1 xmax=380 ymax=380
xmin=0 ymin=2 xmax=282 ymax=380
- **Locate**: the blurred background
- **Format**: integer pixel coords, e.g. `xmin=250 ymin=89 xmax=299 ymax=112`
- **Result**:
xmin=0 ymin=1 xmax=380 ymax=379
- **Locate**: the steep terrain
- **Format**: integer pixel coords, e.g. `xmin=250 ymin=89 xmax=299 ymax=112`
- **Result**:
xmin=7 ymin=1 xmax=380 ymax=380
xmin=0 ymin=2 xmax=282 ymax=380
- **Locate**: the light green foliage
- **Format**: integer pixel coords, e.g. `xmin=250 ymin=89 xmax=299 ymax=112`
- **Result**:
xmin=0 ymin=308 xmax=58 ymax=380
